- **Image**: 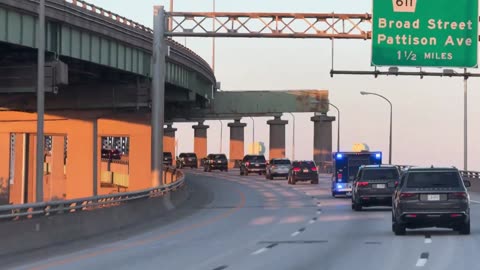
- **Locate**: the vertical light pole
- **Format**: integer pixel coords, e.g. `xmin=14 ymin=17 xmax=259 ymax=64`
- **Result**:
xmin=328 ymin=103 xmax=340 ymax=153
xmin=36 ymin=0 xmax=45 ymax=202
xmin=249 ymin=116 xmax=255 ymax=154
xmin=463 ymin=69 xmax=468 ymax=171
xmin=169 ymin=0 xmax=173 ymax=31
xmin=287 ymin=112 xmax=295 ymax=160
xmin=212 ymin=0 xmax=216 ymax=73
xmin=218 ymin=119 xmax=223 ymax=153
xmin=152 ymin=6 xmax=167 ymax=186
xmin=360 ymin=91 xmax=393 ymax=164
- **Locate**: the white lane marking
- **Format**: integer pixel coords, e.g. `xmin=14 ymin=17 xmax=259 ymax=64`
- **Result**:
xmin=309 ymin=219 xmax=316 ymax=224
xmin=291 ymin=231 xmax=301 ymax=237
xmin=424 ymin=238 xmax=432 ymax=244
xmin=251 ymin=248 xmax=268 ymax=255
xmin=471 ymin=200 xmax=480 ymax=204
xmin=317 ymin=210 xmax=322 ymax=214
xmin=416 ymin=253 xmax=429 ymax=267
xmin=416 ymin=258 xmax=428 ymax=267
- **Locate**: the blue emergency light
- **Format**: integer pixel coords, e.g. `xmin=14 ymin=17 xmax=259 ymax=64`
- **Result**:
xmin=336 ymin=153 xmax=343 ymax=159
xmin=375 ymin=153 xmax=381 ymax=159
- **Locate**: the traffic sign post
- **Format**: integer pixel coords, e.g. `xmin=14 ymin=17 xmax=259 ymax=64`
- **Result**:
xmin=372 ymin=0 xmax=478 ymax=68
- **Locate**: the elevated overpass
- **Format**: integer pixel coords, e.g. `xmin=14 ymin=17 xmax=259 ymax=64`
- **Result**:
xmin=0 ymin=0 xmax=333 ymax=204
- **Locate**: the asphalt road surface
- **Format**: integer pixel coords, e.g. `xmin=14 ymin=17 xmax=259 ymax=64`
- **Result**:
xmin=10 ymin=169 xmax=480 ymax=270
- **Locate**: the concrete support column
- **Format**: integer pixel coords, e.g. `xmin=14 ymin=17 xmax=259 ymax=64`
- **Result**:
xmin=192 ymin=121 xmax=209 ymax=161
xmin=311 ymin=114 xmax=335 ymax=173
xmin=164 ymin=124 xmax=177 ymax=157
xmin=267 ymin=116 xmax=288 ymax=159
xmin=228 ymin=119 xmax=247 ymax=168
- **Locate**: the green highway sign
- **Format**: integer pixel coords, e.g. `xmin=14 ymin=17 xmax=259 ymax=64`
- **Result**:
xmin=372 ymin=0 xmax=478 ymax=68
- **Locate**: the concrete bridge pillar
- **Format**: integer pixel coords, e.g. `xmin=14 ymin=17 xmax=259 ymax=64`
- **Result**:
xmin=267 ymin=116 xmax=288 ymax=159
xmin=163 ymin=124 xmax=177 ymax=158
xmin=311 ymin=114 xmax=335 ymax=172
xmin=228 ymin=119 xmax=247 ymax=168
xmin=192 ymin=121 xmax=209 ymax=161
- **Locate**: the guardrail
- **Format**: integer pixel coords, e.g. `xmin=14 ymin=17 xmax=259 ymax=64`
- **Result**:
xmin=0 ymin=167 xmax=184 ymax=222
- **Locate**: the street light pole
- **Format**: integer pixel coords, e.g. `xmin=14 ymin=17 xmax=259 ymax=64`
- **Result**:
xmin=36 ymin=0 xmax=45 ymax=202
xmin=328 ymin=103 xmax=340 ymax=153
xmin=218 ymin=119 xmax=223 ymax=153
xmin=212 ymin=0 xmax=216 ymax=73
xmin=249 ymin=116 xmax=255 ymax=154
xmin=287 ymin=112 xmax=295 ymax=160
xmin=360 ymin=91 xmax=393 ymax=164
xmin=464 ymin=69 xmax=468 ymax=171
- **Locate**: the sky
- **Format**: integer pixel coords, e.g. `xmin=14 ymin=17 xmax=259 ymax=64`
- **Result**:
xmin=86 ymin=0 xmax=480 ymax=170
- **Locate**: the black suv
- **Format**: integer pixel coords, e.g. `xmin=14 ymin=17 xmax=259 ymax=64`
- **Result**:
xmin=204 ymin=154 xmax=228 ymax=172
xmin=392 ymin=167 xmax=471 ymax=235
xmin=352 ymin=165 xmax=400 ymax=211
xmin=288 ymin=160 xmax=319 ymax=185
xmin=240 ymin=155 xmax=267 ymax=176
xmin=177 ymin=153 xmax=198 ymax=168
xmin=163 ymin=152 xmax=173 ymax=166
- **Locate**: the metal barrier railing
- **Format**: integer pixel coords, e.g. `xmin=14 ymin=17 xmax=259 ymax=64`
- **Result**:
xmin=0 ymin=167 xmax=184 ymax=221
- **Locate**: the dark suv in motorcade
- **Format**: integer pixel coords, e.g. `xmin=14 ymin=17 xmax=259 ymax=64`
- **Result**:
xmin=177 ymin=152 xmax=198 ymax=168
xmin=240 ymin=155 xmax=267 ymax=176
xmin=392 ymin=167 xmax=471 ymax=235
xmin=163 ymin=152 xmax=173 ymax=166
xmin=204 ymin=154 xmax=228 ymax=172
xmin=288 ymin=160 xmax=319 ymax=185
xmin=352 ymin=165 xmax=400 ymax=211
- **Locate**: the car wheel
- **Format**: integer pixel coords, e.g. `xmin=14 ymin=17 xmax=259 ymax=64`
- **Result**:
xmin=353 ymin=202 xmax=362 ymax=211
xmin=203 ymin=167 xmax=207 ymax=172
xmin=459 ymin=220 xmax=471 ymax=235
xmin=331 ymin=191 xmax=336 ymax=198
xmin=291 ymin=178 xmax=296 ymax=185
xmin=240 ymin=170 xmax=244 ymax=176
xmin=285 ymin=176 xmax=289 ymax=180
xmin=393 ymin=222 xmax=406 ymax=235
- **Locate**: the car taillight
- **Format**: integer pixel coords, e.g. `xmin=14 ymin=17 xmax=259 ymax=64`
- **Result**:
xmin=357 ymin=181 xmax=369 ymax=187
xmin=337 ymin=173 xmax=343 ymax=179
xmin=448 ymin=192 xmax=468 ymax=200
xmin=246 ymin=162 xmax=250 ymax=166
xmin=394 ymin=181 xmax=399 ymax=187
xmin=293 ymin=167 xmax=301 ymax=172
xmin=311 ymin=167 xmax=317 ymax=171
xmin=399 ymin=193 xmax=417 ymax=200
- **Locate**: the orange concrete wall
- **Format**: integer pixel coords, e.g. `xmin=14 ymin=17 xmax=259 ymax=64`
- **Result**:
xmin=194 ymin=137 xmax=207 ymax=159
xmin=0 ymin=133 xmax=10 ymax=203
xmin=163 ymin=135 xmax=175 ymax=158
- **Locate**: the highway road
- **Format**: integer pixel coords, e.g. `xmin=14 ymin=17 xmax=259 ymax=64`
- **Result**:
xmin=9 ymin=170 xmax=480 ymax=270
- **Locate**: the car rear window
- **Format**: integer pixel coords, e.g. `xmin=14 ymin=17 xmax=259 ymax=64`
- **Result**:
xmin=213 ymin=154 xmax=227 ymax=159
xmin=184 ymin=153 xmax=196 ymax=158
xmin=361 ymin=168 xmax=399 ymax=180
xmin=163 ymin=152 xmax=172 ymax=158
xmin=406 ymin=171 xmax=461 ymax=188
xmin=293 ymin=161 xmax=315 ymax=167
xmin=247 ymin=156 xmax=266 ymax=162
xmin=272 ymin=159 xmax=291 ymax=165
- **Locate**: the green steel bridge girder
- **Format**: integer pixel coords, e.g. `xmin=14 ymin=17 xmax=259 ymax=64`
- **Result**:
xmin=0 ymin=5 xmax=213 ymax=99
xmin=179 ymin=90 xmax=330 ymax=120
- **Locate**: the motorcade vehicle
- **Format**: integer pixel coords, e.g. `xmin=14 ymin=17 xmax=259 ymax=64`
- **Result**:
xmin=392 ymin=167 xmax=471 ymax=235
xmin=331 ymin=151 xmax=382 ymax=197
xmin=240 ymin=155 xmax=267 ymax=176
xmin=177 ymin=152 xmax=198 ymax=168
xmin=266 ymin=158 xmax=291 ymax=180
xmin=288 ymin=160 xmax=319 ymax=185
xmin=352 ymin=165 xmax=400 ymax=211
xmin=204 ymin=153 xmax=228 ymax=172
